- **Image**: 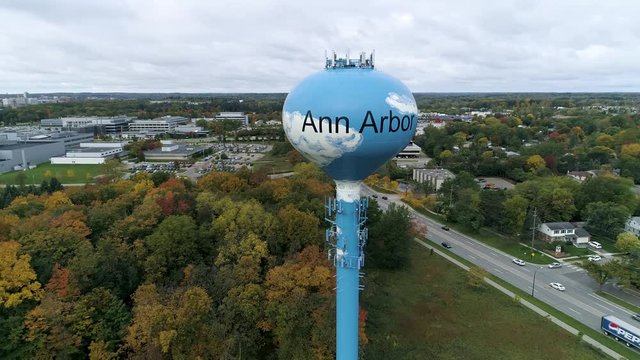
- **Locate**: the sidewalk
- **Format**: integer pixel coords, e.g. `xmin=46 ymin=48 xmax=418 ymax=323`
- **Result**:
xmin=413 ymin=237 xmax=627 ymax=360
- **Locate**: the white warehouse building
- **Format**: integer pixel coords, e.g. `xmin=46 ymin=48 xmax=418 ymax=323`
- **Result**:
xmin=50 ymin=142 xmax=125 ymax=164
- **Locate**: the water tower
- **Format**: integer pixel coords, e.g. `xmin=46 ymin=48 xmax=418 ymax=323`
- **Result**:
xmin=283 ymin=51 xmax=417 ymax=360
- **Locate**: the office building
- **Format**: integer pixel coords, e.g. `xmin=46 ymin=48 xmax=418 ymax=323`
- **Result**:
xmin=129 ymin=116 xmax=188 ymax=132
xmin=214 ymin=112 xmax=249 ymax=127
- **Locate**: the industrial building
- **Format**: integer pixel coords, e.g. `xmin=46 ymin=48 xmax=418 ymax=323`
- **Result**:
xmin=41 ymin=115 xmax=134 ymax=134
xmin=412 ymin=168 xmax=455 ymax=191
xmin=27 ymin=132 xmax=95 ymax=149
xmin=143 ymin=140 xmax=209 ymax=161
xmin=50 ymin=142 xmax=125 ymax=165
xmin=0 ymin=140 xmax=65 ymax=174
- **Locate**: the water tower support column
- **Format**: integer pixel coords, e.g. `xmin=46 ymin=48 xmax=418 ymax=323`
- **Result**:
xmin=333 ymin=180 xmax=366 ymax=360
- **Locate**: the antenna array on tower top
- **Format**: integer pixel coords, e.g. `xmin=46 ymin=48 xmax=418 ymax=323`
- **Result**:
xmin=325 ymin=50 xmax=375 ymax=69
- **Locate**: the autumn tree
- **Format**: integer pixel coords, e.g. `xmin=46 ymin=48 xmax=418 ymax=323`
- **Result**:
xmin=100 ymin=159 xmax=125 ymax=183
xmin=526 ymin=155 xmax=545 ymax=172
xmin=126 ymin=284 xmax=223 ymax=359
xmin=263 ymin=246 xmax=335 ymax=359
xmin=616 ymin=232 xmax=640 ymax=253
xmin=0 ymin=241 xmax=42 ymax=308
xmin=503 ymin=194 xmax=529 ymax=235
xmin=273 ymin=204 xmax=321 ymax=257
xmin=144 ymin=215 xmax=201 ymax=283
xmin=583 ymin=260 xmax=617 ymax=291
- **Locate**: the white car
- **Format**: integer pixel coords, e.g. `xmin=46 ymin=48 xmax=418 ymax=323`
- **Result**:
xmin=588 ymin=241 xmax=602 ymax=249
xmin=548 ymin=262 xmax=562 ymax=269
xmin=549 ymin=282 xmax=566 ymax=291
xmin=587 ymin=255 xmax=602 ymax=262
xmin=512 ymin=258 xmax=526 ymax=266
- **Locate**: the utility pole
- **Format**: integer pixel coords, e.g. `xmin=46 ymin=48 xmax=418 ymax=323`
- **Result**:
xmin=531 ymin=207 xmax=537 ymax=250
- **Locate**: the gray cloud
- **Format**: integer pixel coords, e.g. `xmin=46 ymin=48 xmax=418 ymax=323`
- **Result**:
xmin=1 ymin=0 xmax=640 ymax=93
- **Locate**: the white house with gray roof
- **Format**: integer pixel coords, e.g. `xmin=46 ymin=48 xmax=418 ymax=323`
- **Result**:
xmin=538 ymin=222 xmax=575 ymax=242
xmin=538 ymin=222 xmax=591 ymax=246
xmin=625 ymin=217 xmax=640 ymax=236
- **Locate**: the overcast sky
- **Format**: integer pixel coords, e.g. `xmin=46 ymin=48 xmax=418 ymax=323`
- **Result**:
xmin=1 ymin=0 xmax=640 ymax=93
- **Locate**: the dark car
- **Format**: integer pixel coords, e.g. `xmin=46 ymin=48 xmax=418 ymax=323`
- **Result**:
xmin=632 ymin=314 xmax=640 ymax=322
xmin=441 ymin=242 xmax=452 ymax=249
xmin=371 ymin=194 xmax=378 ymax=198
xmin=381 ymin=196 xmax=388 ymax=200
xmin=441 ymin=225 xmax=450 ymax=231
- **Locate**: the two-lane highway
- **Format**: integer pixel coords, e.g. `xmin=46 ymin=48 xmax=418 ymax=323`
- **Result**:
xmin=363 ymin=186 xmax=637 ymax=334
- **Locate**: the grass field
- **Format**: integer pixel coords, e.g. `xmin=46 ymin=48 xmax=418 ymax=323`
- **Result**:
xmin=361 ymin=243 xmax=607 ymax=360
xmin=0 ymin=162 xmax=103 ymax=185
xmin=251 ymin=153 xmax=294 ymax=174
xmin=597 ymin=291 xmax=640 ymax=314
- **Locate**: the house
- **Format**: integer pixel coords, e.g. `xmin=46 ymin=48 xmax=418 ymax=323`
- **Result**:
xmin=566 ymin=171 xmax=596 ymax=183
xmin=538 ymin=222 xmax=576 ymax=242
xmin=538 ymin=222 xmax=592 ymax=246
xmin=625 ymin=216 xmax=640 ymax=236
xmin=572 ymin=227 xmax=591 ymax=245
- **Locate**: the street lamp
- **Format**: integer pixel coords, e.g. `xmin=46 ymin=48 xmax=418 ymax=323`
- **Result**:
xmin=531 ymin=266 xmax=544 ymax=297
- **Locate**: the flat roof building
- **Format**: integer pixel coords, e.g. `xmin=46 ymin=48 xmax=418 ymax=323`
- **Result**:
xmin=143 ymin=140 xmax=209 ymax=161
xmin=50 ymin=142 xmax=125 ymax=165
xmin=0 ymin=141 xmax=66 ymax=173
xmin=413 ymin=168 xmax=455 ymax=191
xmin=213 ymin=112 xmax=249 ymax=127
xmin=41 ymin=115 xmax=134 ymax=134
xmin=129 ymin=116 xmax=188 ymax=133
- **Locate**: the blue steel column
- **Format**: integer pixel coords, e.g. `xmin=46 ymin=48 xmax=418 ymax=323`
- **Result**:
xmin=335 ymin=197 xmax=359 ymax=360
xmin=330 ymin=181 xmax=367 ymax=360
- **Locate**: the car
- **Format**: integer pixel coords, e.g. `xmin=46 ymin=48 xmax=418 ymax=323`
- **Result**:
xmin=549 ymin=282 xmax=566 ymax=291
xmin=371 ymin=194 xmax=378 ymax=199
xmin=512 ymin=258 xmax=526 ymax=266
xmin=548 ymin=262 xmax=563 ymax=269
xmin=381 ymin=196 xmax=388 ymax=200
xmin=588 ymin=241 xmax=602 ymax=249
xmin=587 ymin=255 xmax=602 ymax=262
xmin=441 ymin=225 xmax=450 ymax=231
xmin=441 ymin=242 xmax=452 ymax=249
xmin=632 ymin=314 xmax=640 ymax=322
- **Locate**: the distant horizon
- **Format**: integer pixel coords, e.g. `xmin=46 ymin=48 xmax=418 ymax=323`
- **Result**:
xmin=4 ymin=91 xmax=640 ymax=96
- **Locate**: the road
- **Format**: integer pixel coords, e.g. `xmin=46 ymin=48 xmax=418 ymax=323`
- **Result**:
xmin=362 ymin=186 xmax=638 ymax=335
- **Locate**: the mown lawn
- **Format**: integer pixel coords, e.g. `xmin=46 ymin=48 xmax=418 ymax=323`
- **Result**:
xmin=361 ymin=243 xmax=606 ymax=360
xmin=0 ymin=162 xmax=103 ymax=184
xmin=251 ymin=153 xmax=293 ymax=174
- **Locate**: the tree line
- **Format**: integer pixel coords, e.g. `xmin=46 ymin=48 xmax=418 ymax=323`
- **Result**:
xmin=0 ymin=161 xmax=412 ymax=359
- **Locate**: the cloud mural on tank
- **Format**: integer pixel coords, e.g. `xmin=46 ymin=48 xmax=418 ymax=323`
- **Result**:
xmin=283 ymin=67 xmax=417 ymax=181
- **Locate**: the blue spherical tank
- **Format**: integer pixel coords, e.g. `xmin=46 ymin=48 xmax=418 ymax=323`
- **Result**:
xmin=283 ymin=57 xmax=417 ymax=181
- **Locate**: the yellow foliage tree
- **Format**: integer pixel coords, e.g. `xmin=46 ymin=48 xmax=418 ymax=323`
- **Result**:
xmin=0 ymin=241 xmax=43 ymax=308
xmin=621 ymin=143 xmax=640 ymax=158
xmin=66 ymin=169 xmax=76 ymax=178
xmin=0 ymin=212 xmax=20 ymax=241
xmin=596 ymin=134 xmax=615 ymax=148
xmin=526 ymin=155 xmax=545 ymax=172
xmin=44 ymin=191 xmax=73 ymax=210
xmin=44 ymin=170 xmax=52 ymax=178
